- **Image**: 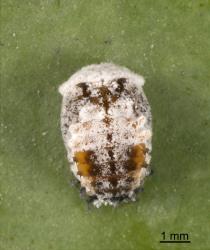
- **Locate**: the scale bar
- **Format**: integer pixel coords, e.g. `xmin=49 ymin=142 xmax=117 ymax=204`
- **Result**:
xmin=160 ymin=241 xmax=191 ymax=243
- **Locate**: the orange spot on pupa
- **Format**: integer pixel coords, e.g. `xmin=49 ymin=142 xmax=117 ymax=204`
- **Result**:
xmin=74 ymin=151 xmax=92 ymax=177
xmin=130 ymin=144 xmax=147 ymax=169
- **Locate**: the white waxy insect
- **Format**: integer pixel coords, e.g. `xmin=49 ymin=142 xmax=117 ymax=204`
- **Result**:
xmin=59 ymin=63 xmax=152 ymax=207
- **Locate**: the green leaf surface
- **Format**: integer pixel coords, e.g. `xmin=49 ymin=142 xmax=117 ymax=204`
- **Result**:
xmin=1 ymin=1 xmax=210 ymax=250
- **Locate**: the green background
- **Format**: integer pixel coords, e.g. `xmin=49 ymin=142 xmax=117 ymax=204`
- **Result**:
xmin=1 ymin=1 xmax=210 ymax=250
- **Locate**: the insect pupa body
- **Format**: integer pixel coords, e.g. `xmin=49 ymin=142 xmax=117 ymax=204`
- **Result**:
xmin=59 ymin=63 xmax=152 ymax=207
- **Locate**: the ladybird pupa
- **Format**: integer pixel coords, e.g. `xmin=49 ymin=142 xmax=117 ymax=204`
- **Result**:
xmin=59 ymin=63 xmax=152 ymax=207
